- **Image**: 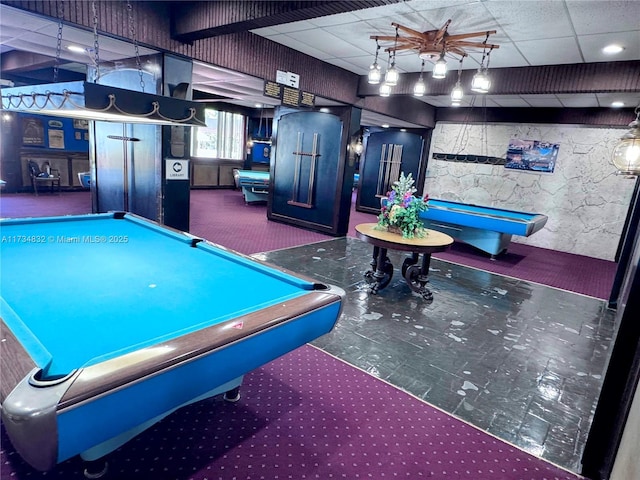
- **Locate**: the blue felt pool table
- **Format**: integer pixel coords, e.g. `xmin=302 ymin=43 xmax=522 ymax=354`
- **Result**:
xmin=237 ymin=169 xmax=270 ymax=203
xmin=419 ymin=199 xmax=548 ymax=258
xmin=0 ymin=212 xmax=344 ymax=474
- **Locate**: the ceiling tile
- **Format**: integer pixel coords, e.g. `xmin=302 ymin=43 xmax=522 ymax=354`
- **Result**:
xmin=579 ymin=31 xmax=640 ymax=62
xmin=306 ymin=11 xmax=361 ymax=28
xmin=596 ymin=92 xmax=640 ymax=108
xmin=350 ymin=1 xmax=423 ymax=21
xmin=516 ymin=36 xmax=583 ymax=65
xmin=480 ymin=42 xmax=529 ymax=69
xmin=326 ymin=56 xmax=373 ymax=75
xmin=566 ymin=0 xmax=640 ymax=35
xmin=485 ymin=0 xmax=573 ymax=41
xmin=258 ymin=19 xmax=316 ymax=35
xmin=284 ymin=29 xmax=369 ymax=58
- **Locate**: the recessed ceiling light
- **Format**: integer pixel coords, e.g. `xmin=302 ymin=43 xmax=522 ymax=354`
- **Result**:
xmin=400 ymin=128 xmax=407 ymax=132
xmin=602 ymin=44 xmax=624 ymax=55
xmin=255 ymin=103 xmax=263 ymax=108
xmin=319 ymin=107 xmax=330 ymax=113
xmin=382 ymin=124 xmax=389 ymax=128
xmin=611 ymin=101 xmax=625 ymax=108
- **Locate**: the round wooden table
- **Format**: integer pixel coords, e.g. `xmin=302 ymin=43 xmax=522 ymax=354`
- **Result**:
xmin=355 ymin=223 xmax=454 ymax=301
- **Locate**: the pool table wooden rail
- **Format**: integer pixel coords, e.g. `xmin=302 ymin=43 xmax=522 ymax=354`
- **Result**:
xmin=0 ymin=323 xmax=37 ymax=403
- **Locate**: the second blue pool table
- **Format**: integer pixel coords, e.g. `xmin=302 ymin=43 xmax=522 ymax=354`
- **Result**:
xmin=419 ymin=199 xmax=548 ymax=258
xmin=0 ymin=212 xmax=344 ymax=474
xmin=237 ymin=169 xmax=270 ymax=203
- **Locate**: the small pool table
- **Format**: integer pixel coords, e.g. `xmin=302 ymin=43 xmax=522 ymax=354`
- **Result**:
xmin=236 ymin=169 xmax=270 ymax=203
xmin=0 ymin=212 xmax=344 ymax=473
xmin=419 ymin=199 xmax=548 ymax=258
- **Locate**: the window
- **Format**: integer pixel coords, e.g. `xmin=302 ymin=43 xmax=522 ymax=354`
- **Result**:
xmin=191 ymin=109 xmax=245 ymax=159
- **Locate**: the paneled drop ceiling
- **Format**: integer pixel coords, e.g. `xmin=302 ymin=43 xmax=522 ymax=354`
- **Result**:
xmin=1 ymin=1 xmax=639 ymax=128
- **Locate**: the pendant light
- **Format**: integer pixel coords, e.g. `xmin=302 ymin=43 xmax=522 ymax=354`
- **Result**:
xmin=450 ymin=58 xmax=464 ymax=106
xmin=368 ymin=40 xmax=382 ymax=85
xmin=432 ymin=53 xmax=447 ymax=79
xmin=612 ymin=106 xmax=640 ymax=175
xmin=413 ymin=60 xmax=426 ymax=97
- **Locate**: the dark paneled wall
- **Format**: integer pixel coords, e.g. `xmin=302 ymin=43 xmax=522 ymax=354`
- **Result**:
xmin=3 ymin=0 xmax=362 ymax=107
xmin=3 ymin=0 xmax=635 ymax=129
xmin=172 ymin=1 xmax=400 ymax=41
xmin=358 ymin=61 xmax=640 ymax=97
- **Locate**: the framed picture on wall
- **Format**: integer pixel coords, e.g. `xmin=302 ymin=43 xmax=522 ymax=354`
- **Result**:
xmin=22 ymin=118 xmax=44 ymax=145
xmin=505 ymin=139 xmax=559 ymax=173
xmin=48 ymin=129 xmax=65 ymax=149
xmin=73 ymin=119 xmax=89 ymax=129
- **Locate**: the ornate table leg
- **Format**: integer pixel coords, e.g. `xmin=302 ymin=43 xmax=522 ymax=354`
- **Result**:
xmin=363 ymin=246 xmax=393 ymax=294
xmin=401 ymin=253 xmax=419 ymax=277
xmin=403 ymin=252 xmax=434 ymax=301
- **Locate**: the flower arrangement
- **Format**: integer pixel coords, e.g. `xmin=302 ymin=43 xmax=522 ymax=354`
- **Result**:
xmin=376 ymin=172 xmax=429 ymax=239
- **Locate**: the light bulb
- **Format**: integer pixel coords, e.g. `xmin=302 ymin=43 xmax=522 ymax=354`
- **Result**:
xmin=432 ymin=56 xmax=447 ymax=79
xmin=368 ymin=62 xmax=381 ymax=85
xmin=385 ymin=65 xmax=399 ymax=86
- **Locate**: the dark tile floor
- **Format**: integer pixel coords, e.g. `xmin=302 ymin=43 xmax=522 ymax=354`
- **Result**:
xmin=255 ymin=237 xmax=616 ymax=474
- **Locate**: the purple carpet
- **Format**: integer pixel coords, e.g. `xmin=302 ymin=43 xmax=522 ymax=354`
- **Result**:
xmin=0 ymin=189 xmax=617 ymax=299
xmin=190 ymin=189 xmax=330 ymax=253
xmin=0 ymin=345 xmax=582 ymax=480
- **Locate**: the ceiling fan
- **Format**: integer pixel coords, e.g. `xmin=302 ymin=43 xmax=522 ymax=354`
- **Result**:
xmin=370 ymin=20 xmax=500 ymax=60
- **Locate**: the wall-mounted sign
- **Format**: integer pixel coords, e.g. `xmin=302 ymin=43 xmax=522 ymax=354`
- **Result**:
xmin=300 ymin=91 xmax=315 ymax=107
xmin=166 ymin=159 xmax=189 ymax=180
xmin=276 ymin=70 xmax=299 ymax=88
xmin=282 ymin=86 xmax=301 ymax=107
xmin=264 ymin=80 xmax=283 ymax=100
xmin=48 ymin=129 xmax=65 ymax=149
xmin=264 ymin=79 xmax=315 ymax=108
xmin=276 ymin=70 xmax=288 ymax=85
xmin=287 ymin=72 xmax=300 ymax=88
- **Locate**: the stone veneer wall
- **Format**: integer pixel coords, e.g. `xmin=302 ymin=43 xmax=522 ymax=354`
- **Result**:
xmin=424 ymin=122 xmax=636 ymax=261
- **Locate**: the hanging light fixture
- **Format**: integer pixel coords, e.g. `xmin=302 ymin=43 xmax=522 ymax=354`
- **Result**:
xmin=385 ymin=58 xmax=399 ymax=86
xmin=0 ymin=1 xmax=206 ymax=127
xmin=1 ymin=81 xmax=207 ymax=126
xmin=367 ymin=40 xmax=382 ymax=85
xmin=354 ymin=137 xmax=364 ymax=155
xmin=471 ymin=39 xmax=492 ymax=94
xmin=370 ymin=21 xmax=499 ymax=98
xmin=383 ymin=26 xmax=400 ymax=87
xmin=612 ymin=106 xmax=640 ymax=175
xmin=413 ymin=60 xmax=426 ymax=97
xmin=450 ymin=58 xmax=464 ymax=106
xmin=432 ymin=53 xmax=447 ymax=79
xmin=471 ymin=69 xmax=489 ymax=93
xmin=379 ymin=82 xmax=392 ymax=97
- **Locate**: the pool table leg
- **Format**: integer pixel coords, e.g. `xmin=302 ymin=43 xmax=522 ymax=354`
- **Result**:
xmin=224 ymin=386 xmax=241 ymax=402
xmin=83 ymin=459 xmax=108 ymax=479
